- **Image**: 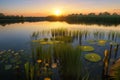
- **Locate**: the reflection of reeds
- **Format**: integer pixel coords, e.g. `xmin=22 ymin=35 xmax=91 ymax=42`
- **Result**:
xmin=31 ymin=31 xmax=39 ymax=40
xmin=31 ymin=28 xmax=120 ymax=44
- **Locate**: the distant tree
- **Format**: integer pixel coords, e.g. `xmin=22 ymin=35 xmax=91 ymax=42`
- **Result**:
xmin=0 ymin=13 xmax=5 ymax=16
xmin=20 ymin=15 xmax=24 ymax=18
xmin=71 ymin=14 xmax=75 ymax=16
xmin=112 ymin=12 xmax=118 ymax=16
xmin=75 ymin=14 xmax=78 ymax=16
xmin=88 ymin=13 xmax=96 ymax=16
xmin=102 ymin=12 xmax=111 ymax=16
xmin=79 ymin=13 xmax=83 ymax=16
xmin=98 ymin=13 xmax=103 ymax=16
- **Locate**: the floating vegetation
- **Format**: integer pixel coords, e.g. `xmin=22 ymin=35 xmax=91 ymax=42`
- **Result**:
xmin=1 ymin=28 xmax=120 ymax=80
xmin=97 ymin=40 xmax=107 ymax=46
xmin=84 ymin=53 xmax=101 ymax=62
xmin=79 ymin=46 xmax=94 ymax=52
xmin=0 ymin=49 xmax=30 ymax=80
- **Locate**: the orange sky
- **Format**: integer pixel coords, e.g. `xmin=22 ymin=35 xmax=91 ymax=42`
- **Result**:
xmin=0 ymin=0 xmax=120 ymax=16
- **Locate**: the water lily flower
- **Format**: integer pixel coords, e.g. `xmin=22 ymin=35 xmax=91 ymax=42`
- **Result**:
xmin=45 ymin=63 xmax=49 ymax=67
xmin=37 ymin=59 xmax=42 ymax=63
xmin=51 ymin=63 xmax=57 ymax=68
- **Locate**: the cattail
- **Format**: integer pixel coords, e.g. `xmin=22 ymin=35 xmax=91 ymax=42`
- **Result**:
xmin=104 ymin=50 xmax=109 ymax=57
xmin=103 ymin=50 xmax=109 ymax=76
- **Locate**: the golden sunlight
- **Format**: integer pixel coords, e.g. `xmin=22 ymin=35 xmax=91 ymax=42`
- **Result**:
xmin=54 ymin=9 xmax=62 ymax=16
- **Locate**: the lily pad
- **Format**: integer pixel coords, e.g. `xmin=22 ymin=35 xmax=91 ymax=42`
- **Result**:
xmin=98 ymin=40 xmax=107 ymax=46
xmin=79 ymin=46 xmax=94 ymax=51
xmin=5 ymin=65 xmax=12 ymax=70
xmin=84 ymin=53 xmax=101 ymax=62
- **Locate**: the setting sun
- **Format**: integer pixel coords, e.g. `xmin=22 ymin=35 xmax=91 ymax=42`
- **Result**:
xmin=54 ymin=9 xmax=62 ymax=16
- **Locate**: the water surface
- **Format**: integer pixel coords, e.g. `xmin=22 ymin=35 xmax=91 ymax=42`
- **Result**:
xmin=0 ymin=21 xmax=120 ymax=50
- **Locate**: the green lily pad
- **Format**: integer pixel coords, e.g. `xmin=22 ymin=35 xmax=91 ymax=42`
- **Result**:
xmin=97 ymin=40 xmax=107 ymax=46
xmin=79 ymin=46 xmax=94 ymax=51
xmin=84 ymin=53 xmax=101 ymax=62
xmin=5 ymin=65 xmax=12 ymax=70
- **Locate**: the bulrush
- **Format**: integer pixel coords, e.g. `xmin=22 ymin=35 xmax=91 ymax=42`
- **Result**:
xmin=104 ymin=50 xmax=109 ymax=57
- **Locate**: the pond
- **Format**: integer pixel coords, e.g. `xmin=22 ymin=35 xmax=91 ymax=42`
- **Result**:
xmin=0 ymin=21 xmax=120 ymax=80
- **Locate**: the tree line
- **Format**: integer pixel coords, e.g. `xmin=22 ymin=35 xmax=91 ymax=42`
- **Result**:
xmin=0 ymin=12 xmax=120 ymax=26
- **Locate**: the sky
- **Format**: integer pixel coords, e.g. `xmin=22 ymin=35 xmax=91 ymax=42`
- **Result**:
xmin=0 ymin=0 xmax=120 ymax=16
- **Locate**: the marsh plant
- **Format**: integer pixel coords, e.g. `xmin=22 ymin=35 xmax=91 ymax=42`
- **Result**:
xmin=30 ymin=28 xmax=120 ymax=80
xmin=30 ymin=42 xmax=84 ymax=80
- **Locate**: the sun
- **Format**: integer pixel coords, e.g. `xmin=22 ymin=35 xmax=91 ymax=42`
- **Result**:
xmin=54 ymin=9 xmax=62 ymax=16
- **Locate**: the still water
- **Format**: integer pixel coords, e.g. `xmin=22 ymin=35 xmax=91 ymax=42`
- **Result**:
xmin=0 ymin=21 xmax=120 ymax=80
xmin=0 ymin=21 xmax=120 ymax=51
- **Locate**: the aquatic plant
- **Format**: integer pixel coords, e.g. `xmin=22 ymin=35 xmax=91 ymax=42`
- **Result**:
xmin=30 ymin=64 xmax=34 ymax=80
xmin=109 ymin=59 xmax=120 ymax=80
xmin=103 ymin=50 xmax=109 ymax=76
xmin=84 ymin=53 xmax=101 ymax=62
xmin=78 ymin=46 xmax=94 ymax=52
xmin=98 ymin=40 xmax=107 ymax=46
xmin=24 ymin=62 xmax=30 ymax=80
xmin=31 ymin=31 xmax=39 ymax=40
